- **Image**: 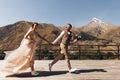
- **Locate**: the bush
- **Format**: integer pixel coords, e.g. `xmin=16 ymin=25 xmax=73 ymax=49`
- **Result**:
xmin=0 ymin=50 xmax=4 ymax=54
xmin=0 ymin=50 xmax=5 ymax=60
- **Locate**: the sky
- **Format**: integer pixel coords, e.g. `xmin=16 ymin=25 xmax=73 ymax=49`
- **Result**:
xmin=0 ymin=0 xmax=120 ymax=27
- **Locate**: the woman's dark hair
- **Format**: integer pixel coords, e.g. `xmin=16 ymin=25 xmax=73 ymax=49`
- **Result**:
xmin=32 ymin=22 xmax=38 ymax=27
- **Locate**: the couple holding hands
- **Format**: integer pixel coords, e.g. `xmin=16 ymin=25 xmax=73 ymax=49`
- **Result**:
xmin=0 ymin=23 xmax=77 ymax=77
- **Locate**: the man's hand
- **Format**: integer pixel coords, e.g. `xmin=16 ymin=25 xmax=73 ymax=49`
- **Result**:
xmin=49 ymin=42 xmax=53 ymax=45
xmin=73 ymin=39 xmax=77 ymax=43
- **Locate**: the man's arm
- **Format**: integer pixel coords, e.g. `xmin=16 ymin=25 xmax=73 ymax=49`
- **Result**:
xmin=70 ymin=33 xmax=78 ymax=43
xmin=52 ymin=31 xmax=64 ymax=44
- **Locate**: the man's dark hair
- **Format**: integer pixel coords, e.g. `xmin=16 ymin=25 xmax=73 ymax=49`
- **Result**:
xmin=67 ymin=23 xmax=72 ymax=28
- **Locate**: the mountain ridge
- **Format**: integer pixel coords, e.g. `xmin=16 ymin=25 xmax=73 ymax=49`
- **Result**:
xmin=0 ymin=18 xmax=120 ymax=50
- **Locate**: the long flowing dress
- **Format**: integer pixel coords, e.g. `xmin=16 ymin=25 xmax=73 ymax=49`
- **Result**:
xmin=0 ymin=28 xmax=39 ymax=77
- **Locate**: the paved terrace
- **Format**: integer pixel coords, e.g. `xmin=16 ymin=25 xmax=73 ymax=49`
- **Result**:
xmin=0 ymin=60 xmax=120 ymax=80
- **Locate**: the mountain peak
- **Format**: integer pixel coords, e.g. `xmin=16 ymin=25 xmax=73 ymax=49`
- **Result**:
xmin=83 ymin=18 xmax=108 ymax=35
xmin=91 ymin=17 xmax=104 ymax=24
xmin=87 ymin=17 xmax=105 ymax=29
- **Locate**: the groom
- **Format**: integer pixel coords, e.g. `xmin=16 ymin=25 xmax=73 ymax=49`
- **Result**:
xmin=49 ymin=23 xmax=77 ymax=73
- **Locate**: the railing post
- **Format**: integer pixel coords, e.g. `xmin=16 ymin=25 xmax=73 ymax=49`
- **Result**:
xmin=117 ymin=45 xmax=120 ymax=59
xmin=38 ymin=44 xmax=41 ymax=60
xmin=98 ymin=45 xmax=102 ymax=60
xmin=78 ymin=45 xmax=81 ymax=60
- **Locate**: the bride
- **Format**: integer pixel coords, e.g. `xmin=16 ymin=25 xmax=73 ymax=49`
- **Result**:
xmin=0 ymin=23 xmax=51 ymax=77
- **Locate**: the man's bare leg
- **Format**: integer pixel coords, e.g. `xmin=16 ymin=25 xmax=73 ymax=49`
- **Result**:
xmin=49 ymin=54 xmax=64 ymax=71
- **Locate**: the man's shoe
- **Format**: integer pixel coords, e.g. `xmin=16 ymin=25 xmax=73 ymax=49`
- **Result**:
xmin=69 ymin=68 xmax=77 ymax=73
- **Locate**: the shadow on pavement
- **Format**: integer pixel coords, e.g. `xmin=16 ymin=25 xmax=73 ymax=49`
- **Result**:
xmin=6 ymin=71 xmax=68 ymax=78
xmin=78 ymin=69 xmax=107 ymax=74
xmin=6 ymin=69 xmax=107 ymax=78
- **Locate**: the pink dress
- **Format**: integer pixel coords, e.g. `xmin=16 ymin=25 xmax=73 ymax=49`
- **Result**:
xmin=0 ymin=28 xmax=39 ymax=77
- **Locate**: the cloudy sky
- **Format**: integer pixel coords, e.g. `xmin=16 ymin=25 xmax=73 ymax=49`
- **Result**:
xmin=0 ymin=0 xmax=120 ymax=27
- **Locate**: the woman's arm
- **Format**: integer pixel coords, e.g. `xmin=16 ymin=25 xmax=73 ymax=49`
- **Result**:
xmin=25 ymin=31 xmax=31 ymax=39
xmin=36 ymin=32 xmax=51 ymax=44
xmin=25 ymin=31 xmax=36 ymax=42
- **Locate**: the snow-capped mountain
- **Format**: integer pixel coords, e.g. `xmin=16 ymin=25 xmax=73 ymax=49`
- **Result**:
xmin=81 ymin=17 xmax=117 ymax=37
xmin=87 ymin=17 xmax=108 ymax=33
xmin=89 ymin=17 xmax=103 ymax=25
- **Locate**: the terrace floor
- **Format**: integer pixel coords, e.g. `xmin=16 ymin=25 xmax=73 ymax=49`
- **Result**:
xmin=0 ymin=60 xmax=120 ymax=80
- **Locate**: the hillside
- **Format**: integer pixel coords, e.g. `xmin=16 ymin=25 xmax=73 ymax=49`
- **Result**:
xmin=0 ymin=21 xmax=60 ymax=50
xmin=100 ymin=27 xmax=120 ymax=44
